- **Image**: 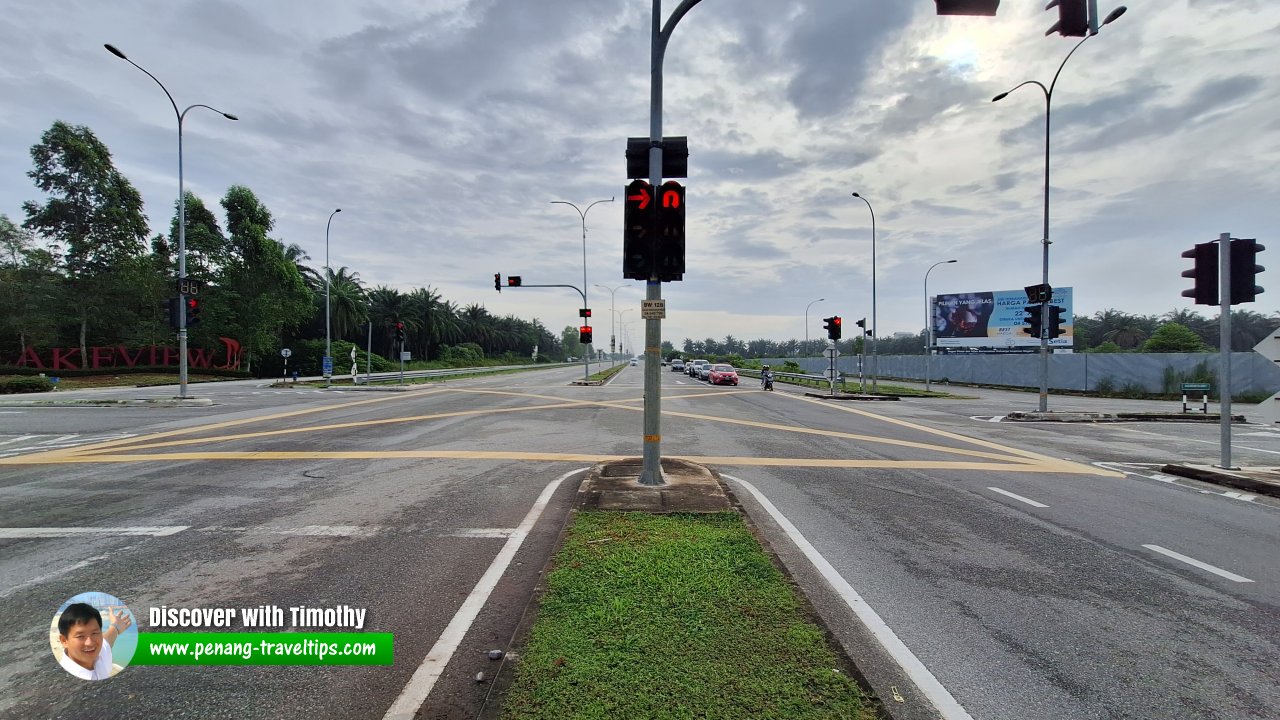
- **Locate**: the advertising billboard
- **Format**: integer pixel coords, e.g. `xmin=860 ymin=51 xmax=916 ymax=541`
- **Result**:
xmin=932 ymin=287 xmax=1073 ymax=349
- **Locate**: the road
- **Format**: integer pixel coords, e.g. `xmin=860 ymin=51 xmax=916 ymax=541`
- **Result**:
xmin=1 ymin=366 xmax=1276 ymax=719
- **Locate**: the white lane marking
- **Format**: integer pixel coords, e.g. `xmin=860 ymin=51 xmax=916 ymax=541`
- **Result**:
xmin=383 ymin=467 xmax=583 ymax=720
xmin=196 ymin=525 xmax=379 ymax=537
xmin=0 ymin=411 xmax=25 ymax=414
xmin=969 ymin=416 xmax=1004 ymax=423
xmin=1141 ymin=544 xmax=1255 ymax=583
xmin=0 ymin=526 xmax=188 ymax=538
xmin=37 ymin=434 xmax=77 ymax=445
xmin=0 ymin=551 xmax=123 ymax=601
xmin=1095 ymin=462 xmax=1265 ymax=500
xmin=724 ymin=474 xmax=974 ymax=720
xmin=1113 ymin=426 xmax=1280 ymax=456
xmin=446 ymin=528 xmax=517 ymax=538
xmin=986 ymin=487 xmax=1049 ymax=508
xmin=0 ymin=435 xmax=38 ymax=447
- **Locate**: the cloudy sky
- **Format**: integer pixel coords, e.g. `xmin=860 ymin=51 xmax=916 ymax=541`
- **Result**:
xmin=2 ymin=0 xmax=1278 ymax=351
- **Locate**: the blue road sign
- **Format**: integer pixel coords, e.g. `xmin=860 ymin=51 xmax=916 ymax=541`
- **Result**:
xmin=322 ymin=356 xmax=333 ymax=377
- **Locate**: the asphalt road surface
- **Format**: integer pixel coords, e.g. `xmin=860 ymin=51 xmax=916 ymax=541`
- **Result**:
xmin=1 ymin=365 xmax=1276 ymax=719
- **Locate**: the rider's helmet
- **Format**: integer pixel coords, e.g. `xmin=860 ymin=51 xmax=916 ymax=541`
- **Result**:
xmin=762 ymin=365 xmax=770 ymax=370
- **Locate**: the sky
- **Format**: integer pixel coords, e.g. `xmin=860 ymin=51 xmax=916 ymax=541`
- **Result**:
xmin=2 ymin=0 xmax=1278 ymax=352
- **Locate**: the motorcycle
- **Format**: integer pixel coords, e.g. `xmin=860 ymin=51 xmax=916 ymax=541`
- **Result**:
xmin=762 ymin=375 xmax=774 ymax=391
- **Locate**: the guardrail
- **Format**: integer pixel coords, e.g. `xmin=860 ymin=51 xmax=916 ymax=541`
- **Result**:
xmin=738 ymin=369 xmax=848 ymax=389
xmin=354 ymin=362 xmax=581 ymax=385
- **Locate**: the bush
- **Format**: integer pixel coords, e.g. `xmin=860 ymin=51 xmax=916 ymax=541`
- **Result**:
xmin=0 ymin=365 xmax=250 ymax=379
xmin=0 ymin=376 xmax=55 ymax=394
xmin=440 ymin=343 xmax=485 ymax=367
xmin=1094 ymin=377 xmax=1116 ymax=395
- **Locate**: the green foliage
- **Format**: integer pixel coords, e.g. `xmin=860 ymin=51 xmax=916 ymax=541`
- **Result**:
xmin=1088 ymin=341 xmax=1124 ymax=353
xmin=1161 ymin=361 xmax=1218 ymax=396
xmin=440 ymin=342 xmax=485 ymax=366
xmin=1094 ymin=376 xmax=1116 ymax=394
xmin=0 ymin=376 xmax=55 ymax=394
xmin=780 ymin=360 xmax=802 ymax=373
xmin=1142 ymin=322 xmax=1209 ymax=353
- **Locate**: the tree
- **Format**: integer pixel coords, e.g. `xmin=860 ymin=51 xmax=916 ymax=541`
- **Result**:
xmin=168 ymin=191 xmax=228 ymax=282
xmin=1141 ymin=323 xmax=1209 ymax=353
xmin=0 ymin=214 xmax=61 ymax=356
xmin=215 ymin=186 xmax=312 ymax=372
xmin=22 ymin=121 xmax=150 ymax=365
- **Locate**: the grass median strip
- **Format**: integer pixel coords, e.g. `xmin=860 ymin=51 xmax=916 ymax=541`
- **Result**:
xmin=500 ymin=511 xmax=877 ymax=720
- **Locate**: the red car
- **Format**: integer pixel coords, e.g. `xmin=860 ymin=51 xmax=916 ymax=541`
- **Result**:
xmin=707 ymin=364 xmax=739 ymax=386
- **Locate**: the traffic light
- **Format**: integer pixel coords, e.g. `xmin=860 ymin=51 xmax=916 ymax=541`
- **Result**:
xmin=579 ymin=308 xmax=591 ymax=318
xmin=394 ymin=322 xmax=405 ymax=343
xmin=163 ymin=297 xmax=180 ymax=330
xmin=855 ymin=318 xmax=866 ymax=331
xmin=507 ymin=276 xmax=522 ymax=287
xmin=1024 ymin=283 xmax=1052 ymax=304
xmin=1230 ymin=238 xmax=1265 ymax=304
xmin=1045 ymin=0 xmax=1088 ymax=36
xmin=185 ymin=297 xmax=202 ymax=327
xmin=656 ymin=180 xmax=685 ymax=282
xmin=495 ymin=273 xmax=502 ymax=292
xmin=623 ymin=179 xmax=654 ymax=280
xmin=935 ymin=0 xmax=1000 ymax=16
xmin=1022 ymin=304 xmax=1044 ymax=338
xmin=1181 ymin=243 xmax=1219 ymax=306
xmin=1047 ymin=305 xmax=1066 ymax=339
xmin=579 ymin=326 xmax=593 ymax=345
xmin=823 ymin=316 xmax=842 ymax=341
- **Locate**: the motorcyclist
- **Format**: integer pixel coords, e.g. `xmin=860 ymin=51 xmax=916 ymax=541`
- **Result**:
xmin=761 ymin=365 xmax=774 ymax=390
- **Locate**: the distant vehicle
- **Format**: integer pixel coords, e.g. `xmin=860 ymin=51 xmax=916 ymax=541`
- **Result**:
xmin=708 ymin=364 xmax=738 ymax=386
xmin=566 ymin=356 xmax=576 ymax=362
xmin=695 ymin=362 xmax=713 ymax=381
xmin=686 ymin=359 xmax=709 ymax=377
xmin=670 ymin=359 xmax=685 ymax=372
xmin=629 ymin=358 xmax=637 ymax=366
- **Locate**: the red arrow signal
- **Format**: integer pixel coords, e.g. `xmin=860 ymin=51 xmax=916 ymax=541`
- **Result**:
xmin=662 ymin=190 xmax=681 ymax=208
xmin=627 ymin=186 xmax=651 ymax=210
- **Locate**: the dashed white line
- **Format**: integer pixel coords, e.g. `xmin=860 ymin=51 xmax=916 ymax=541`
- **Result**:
xmin=0 ymin=551 xmax=123 ymax=601
xmin=382 ymin=467 xmax=582 ymax=720
xmin=1141 ymin=544 xmax=1255 ymax=583
xmin=724 ymin=474 xmax=974 ymax=720
xmin=986 ymin=487 xmax=1049 ymax=508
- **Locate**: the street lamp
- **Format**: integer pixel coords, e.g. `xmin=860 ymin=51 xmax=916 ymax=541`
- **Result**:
xmin=618 ymin=309 xmax=634 ymax=354
xmin=804 ymin=298 xmax=825 ymax=355
xmin=851 ymin=192 xmax=878 ymax=392
xmin=992 ymin=5 xmax=1126 ymax=412
xmin=924 ymin=259 xmax=957 ymax=392
xmin=595 ymin=283 xmax=626 ymax=358
xmin=551 ymin=197 xmax=615 ymax=382
xmin=105 ymin=43 xmax=237 ymax=400
xmin=324 ymin=208 xmax=342 ymax=387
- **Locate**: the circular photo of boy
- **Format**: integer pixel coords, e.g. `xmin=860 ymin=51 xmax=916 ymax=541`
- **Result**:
xmin=49 ymin=592 xmax=137 ymax=680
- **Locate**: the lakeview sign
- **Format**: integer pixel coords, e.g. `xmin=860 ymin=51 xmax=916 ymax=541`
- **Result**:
xmin=10 ymin=337 xmax=243 ymax=371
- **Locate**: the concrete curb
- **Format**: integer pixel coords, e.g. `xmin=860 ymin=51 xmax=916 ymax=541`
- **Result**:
xmin=1160 ymin=464 xmax=1280 ymax=498
xmin=804 ymin=392 xmax=901 ymax=401
xmin=1004 ymin=411 xmax=1247 ymax=423
xmin=0 ymin=397 xmax=214 ymax=408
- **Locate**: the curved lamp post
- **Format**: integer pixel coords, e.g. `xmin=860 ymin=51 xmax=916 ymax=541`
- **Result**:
xmin=105 ymin=43 xmax=238 ymax=400
xmin=804 ymin=298 xmax=825 ymax=356
xmin=595 ymin=284 xmax=626 ymax=359
xmin=991 ymin=5 xmax=1126 ymax=411
xmin=924 ymin=259 xmax=957 ymax=392
xmin=551 ymin=197 xmax=614 ymax=381
xmin=851 ymin=192 xmax=878 ymax=392
xmin=324 ymin=208 xmax=342 ymax=387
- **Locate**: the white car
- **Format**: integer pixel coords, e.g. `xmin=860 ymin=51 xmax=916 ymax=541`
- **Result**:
xmin=629 ymin=358 xmax=637 ymax=366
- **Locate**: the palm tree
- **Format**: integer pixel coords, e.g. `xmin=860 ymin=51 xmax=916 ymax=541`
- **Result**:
xmin=460 ymin=304 xmax=494 ymax=350
xmin=325 ymin=266 xmax=367 ymax=341
xmin=367 ymin=285 xmax=412 ymax=358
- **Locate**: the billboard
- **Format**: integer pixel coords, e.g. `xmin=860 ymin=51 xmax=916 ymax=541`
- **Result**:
xmin=932 ymin=287 xmax=1073 ymax=349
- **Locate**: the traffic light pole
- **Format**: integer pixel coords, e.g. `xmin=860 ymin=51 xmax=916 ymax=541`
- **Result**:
xmin=1217 ymin=232 xmax=1235 ymax=470
xmin=640 ymin=0 xmax=701 ymax=486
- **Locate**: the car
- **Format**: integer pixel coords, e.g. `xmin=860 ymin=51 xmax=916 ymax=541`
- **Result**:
xmin=629 ymin=358 xmax=637 ymax=366
xmin=671 ymin=359 xmax=685 ymax=372
xmin=686 ymin=359 xmax=708 ymax=377
xmin=708 ymin=364 xmax=738 ymax=386
xmin=696 ymin=362 xmax=713 ymax=381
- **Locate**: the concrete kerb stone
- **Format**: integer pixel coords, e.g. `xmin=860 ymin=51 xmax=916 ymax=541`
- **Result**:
xmin=1161 ymin=464 xmax=1280 ymax=498
xmin=0 ymin=397 xmax=214 ymax=408
xmin=1005 ymin=411 xmax=1247 ymax=423
xmin=576 ymin=458 xmax=734 ymax=513
xmin=804 ymin=392 xmax=900 ymax=401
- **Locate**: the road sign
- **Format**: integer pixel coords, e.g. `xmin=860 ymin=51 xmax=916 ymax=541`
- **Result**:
xmin=641 ymin=299 xmax=666 ymax=319
xmin=825 ymin=346 xmax=839 ymax=359
xmin=350 ymin=346 xmax=357 ymax=361
xmin=280 ymin=348 xmax=292 ymax=358
xmin=1181 ymin=383 xmax=1211 ymax=392
xmin=400 ymin=351 xmax=411 ymax=362
xmin=322 ymin=356 xmax=333 ymax=377
xmin=1253 ymin=331 xmax=1280 ymax=424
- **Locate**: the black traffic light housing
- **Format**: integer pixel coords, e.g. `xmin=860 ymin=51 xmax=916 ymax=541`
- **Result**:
xmin=507 ymin=276 xmax=522 ymax=288
xmin=579 ymin=326 xmax=593 ymax=345
xmin=1022 ymin=304 xmax=1044 ymax=338
xmin=935 ymin=0 xmax=1000 ymax=16
xmin=1230 ymin=238 xmax=1265 ymax=304
xmin=579 ymin=308 xmax=591 ymax=318
xmin=656 ymin=180 xmax=685 ymax=282
xmin=394 ymin=322 xmax=405 ymax=343
xmin=185 ymin=297 xmax=202 ymax=327
xmin=1045 ymin=0 xmax=1088 ymax=36
xmin=164 ymin=297 xmax=181 ymax=330
xmin=1047 ymin=305 xmax=1067 ymax=339
xmin=623 ymin=179 xmax=653 ymax=280
xmin=494 ymin=273 xmax=501 ymax=292
xmin=823 ymin=316 xmax=842 ymax=341
xmin=1181 ymin=243 xmax=1219 ymax=306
